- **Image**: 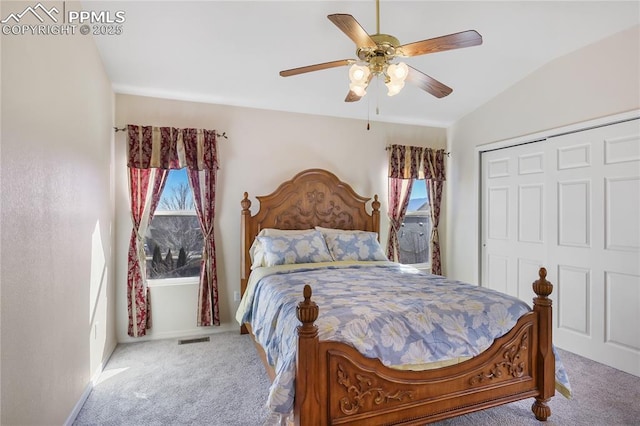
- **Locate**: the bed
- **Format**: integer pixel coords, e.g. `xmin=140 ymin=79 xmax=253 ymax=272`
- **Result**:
xmin=237 ymin=168 xmax=569 ymax=425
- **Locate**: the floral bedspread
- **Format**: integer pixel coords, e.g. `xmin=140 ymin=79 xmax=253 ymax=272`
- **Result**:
xmin=236 ymin=262 xmax=572 ymax=415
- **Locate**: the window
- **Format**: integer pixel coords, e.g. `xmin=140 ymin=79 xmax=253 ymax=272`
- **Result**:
xmin=398 ymin=180 xmax=431 ymax=266
xmin=145 ymin=169 xmax=203 ymax=280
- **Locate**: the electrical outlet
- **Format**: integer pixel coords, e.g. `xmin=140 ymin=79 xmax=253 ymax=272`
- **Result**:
xmin=234 ymin=291 xmax=240 ymax=302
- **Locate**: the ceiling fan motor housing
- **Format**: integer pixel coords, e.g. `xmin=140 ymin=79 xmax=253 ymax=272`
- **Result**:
xmin=356 ymin=33 xmax=402 ymax=75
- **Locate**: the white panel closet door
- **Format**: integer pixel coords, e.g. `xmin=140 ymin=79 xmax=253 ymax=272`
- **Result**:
xmin=481 ymin=142 xmax=547 ymax=304
xmin=481 ymin=119 xmax=640 ymax=376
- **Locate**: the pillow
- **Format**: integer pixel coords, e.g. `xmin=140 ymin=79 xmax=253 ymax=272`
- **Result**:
xmin=315 ymin=226 xmax=379 ymax=238
xmin=259 ymin=228 xmax=314 ymax=237
xmin=323 ymin=231 xmax=388 ymax=262
xmin=249 ymin=228 xmax=314 ymax=269
xmin=316 ymin=226 xmax=363 ymax=234
xmin=256 ymin=230 xmax=333 ymax=267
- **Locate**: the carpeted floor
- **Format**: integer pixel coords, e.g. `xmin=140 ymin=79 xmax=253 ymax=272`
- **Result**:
xmin=74 ymin=332 xmax=271 ymax=425
xmin=74 ymin=331 xmax=640 ymax=426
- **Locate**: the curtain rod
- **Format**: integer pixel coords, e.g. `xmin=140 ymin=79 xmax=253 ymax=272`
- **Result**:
xmin=385 ymin=145 xmax=450 ymax=157
xmin=113 ymin=126 xmax=228 ymax=139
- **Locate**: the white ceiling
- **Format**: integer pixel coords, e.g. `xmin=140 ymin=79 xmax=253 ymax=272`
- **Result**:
xmin=89 ymin=1 xmax=640 ymax=127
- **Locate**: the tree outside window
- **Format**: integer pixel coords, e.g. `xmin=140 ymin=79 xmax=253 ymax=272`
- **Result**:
xmin=145 ymin=169 xmax=203 ymax=279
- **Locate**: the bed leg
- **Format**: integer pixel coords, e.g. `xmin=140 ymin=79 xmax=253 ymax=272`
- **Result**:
xmin=295 ymin=285 xmax=321 ymax=426
xmin=532 ymin=398 xmax=551 ymax=421
xmin=531 ymin=267 xmax=554 ymax=421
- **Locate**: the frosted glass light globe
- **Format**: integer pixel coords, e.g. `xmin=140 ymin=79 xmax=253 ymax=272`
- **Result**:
xmin=349 ymin=64 xmax=371 ymax=85
xmin=388 ymin=62 xmax=408 ymax=81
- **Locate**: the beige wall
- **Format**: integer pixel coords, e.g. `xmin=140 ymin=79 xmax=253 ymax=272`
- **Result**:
xmin=446 ymin=25 xmax=640 ymax=284
xmin=115 ymin=94 xmax=447 ymax=342
xmin=0 ymin=2 xmax=116 ymax=424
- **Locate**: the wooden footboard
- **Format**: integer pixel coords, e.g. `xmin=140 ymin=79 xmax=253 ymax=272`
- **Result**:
xmin=294 ymin=268 xmax=555 ymax=425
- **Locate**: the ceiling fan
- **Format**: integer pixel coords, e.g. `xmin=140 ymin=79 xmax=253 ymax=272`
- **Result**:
xmin=279 ymin=0 xmax=482 ymax=102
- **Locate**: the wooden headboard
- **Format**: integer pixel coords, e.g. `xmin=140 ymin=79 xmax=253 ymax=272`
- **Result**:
xmin=240 ymin=168 xmax=380 ymax=300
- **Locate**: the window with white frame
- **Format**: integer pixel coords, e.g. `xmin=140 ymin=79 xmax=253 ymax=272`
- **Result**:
xmin=398 ymin=179 xmax=431 ymax=267
xmin=144 ymin=169 xmax=202 ymax=280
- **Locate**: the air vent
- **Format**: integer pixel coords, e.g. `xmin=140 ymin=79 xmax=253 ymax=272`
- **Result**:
xmin=177 ymin=336 xmax=210 ymax=345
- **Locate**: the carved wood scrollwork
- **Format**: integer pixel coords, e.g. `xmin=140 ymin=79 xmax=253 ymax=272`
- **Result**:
xmin=336 ymin=363 xmax=414 ymax=415
xmin=276 ymin=190 xmax=355 ymax=229
xmin=469 ymin=332 xmax=529 ymax=385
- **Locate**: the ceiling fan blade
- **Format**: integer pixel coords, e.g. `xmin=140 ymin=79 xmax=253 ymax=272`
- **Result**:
xmin=399 ymin=30 xmax=483 ymax=57
xmin=406 ymin=65 xmax=453 ymax=98
xmin=279 ymin=59 xmax=352 ymax=77
xmin=328 ymin=14 xmax=377 ymax=48
xmin=344 ymin=90 xmax=362 ymax=102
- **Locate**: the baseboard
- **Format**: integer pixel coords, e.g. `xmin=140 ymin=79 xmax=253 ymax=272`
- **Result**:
xmin=117 ymin=323 xmax=238 ymax=344
xmin=64 ymin=343 xmax=118 ymax=426
xmin=63 ymin=361 xmax=106 ymax=425
xmin=64 ymin=382 xmax=92 ymax=426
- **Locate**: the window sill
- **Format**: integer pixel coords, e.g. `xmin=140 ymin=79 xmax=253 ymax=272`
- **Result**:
xmin=147 ymin=277 xmax=200 ymax=288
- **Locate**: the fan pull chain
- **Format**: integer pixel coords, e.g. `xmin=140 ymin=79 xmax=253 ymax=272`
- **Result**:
xmin=367 ymin=94 xmax=371 ymax=130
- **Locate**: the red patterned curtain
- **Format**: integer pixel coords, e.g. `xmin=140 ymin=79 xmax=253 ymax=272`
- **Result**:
xmin=386 ymin=145 xmax=421 ymax=260
xmin=423 ymin=149 xmax=446 ymax=275
xmin=126 ymin=125 xmax=220 ymax=337
xmin=387 ymin=178 xmax=414 ymax=261
xmin=127 ymin=167 xmax=168 ymax=337
xmin=184 ymin=129 xmax=220 ymax=326
xmin=387 ymin=144 xmax=446 ymax=273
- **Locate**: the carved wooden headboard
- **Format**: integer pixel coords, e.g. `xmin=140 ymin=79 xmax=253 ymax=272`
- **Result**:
xmin=240 ymin=168 xmax=380 ymax=300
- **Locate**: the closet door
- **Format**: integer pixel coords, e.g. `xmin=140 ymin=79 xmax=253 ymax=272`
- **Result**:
xmin=481 ymin=118 xmax=640 ymax=376
xmin=480 ymin=141 xmax=547 ymax=303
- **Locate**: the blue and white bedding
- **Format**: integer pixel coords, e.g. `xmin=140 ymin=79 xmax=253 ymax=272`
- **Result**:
xmin=236 ymin=261 xmax=572 ymax=415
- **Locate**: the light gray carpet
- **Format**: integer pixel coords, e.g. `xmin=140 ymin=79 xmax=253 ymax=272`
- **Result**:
xmin=74 ymin=332 xmax=271 ymax=425
xmin=74 ymin=331 xmax=640 ymax=425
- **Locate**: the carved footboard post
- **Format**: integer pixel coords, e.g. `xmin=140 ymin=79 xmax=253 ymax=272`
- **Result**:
xmin=531 ymin=267 xmax=555 ymax=421
xmin=295 ymin=285 xmax=321 ymax=426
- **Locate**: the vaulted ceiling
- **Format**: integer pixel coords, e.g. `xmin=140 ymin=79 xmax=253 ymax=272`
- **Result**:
xmin=89 ymin=1 xmax=639 ymax=127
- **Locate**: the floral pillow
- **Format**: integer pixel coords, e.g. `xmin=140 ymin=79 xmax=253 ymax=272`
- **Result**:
xmin=315 ymin=226 xmax=377 ymax=237
xmin=250 ymin=228 xmax=314 ymax=269
xmin=324 ymin=231 xmax=388 ymax=262
xmin=256 ymin=231 xmax=333 ymax=267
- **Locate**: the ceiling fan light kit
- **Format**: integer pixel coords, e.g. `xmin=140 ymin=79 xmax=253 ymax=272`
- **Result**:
xmin=385 ymin=62 xmax=409 ymax=96
xmin=279 ymin=0 xmax=482 ymax=102
xmin=348 ymin=64 xmax=371 ymax=97
xmin=349 ymin=64 xmax=370 ymax=84
xmin=387 ymin=62 xmax=408 ymax=81
xmin=385 ymin=78 xmax=405 ymax=97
